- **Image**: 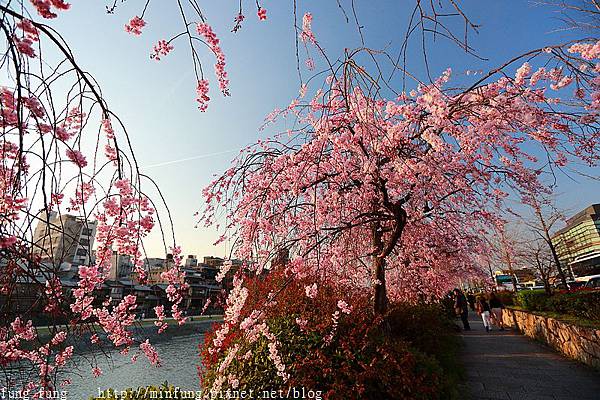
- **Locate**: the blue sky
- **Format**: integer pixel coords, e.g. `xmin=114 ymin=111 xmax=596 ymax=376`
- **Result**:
xmin=43 ymin=1 xmax=599 ymax=257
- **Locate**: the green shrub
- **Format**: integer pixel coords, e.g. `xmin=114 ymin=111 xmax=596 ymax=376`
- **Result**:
xmin=386 ymin=304 xmax=462 ymax=399
xmin=515 ymin=290 xmax=549 ymax=311
xmin=516 ymin=289 xmax=600 ymax=321
xmin=201 ymin=312 xmax=451 ymax=400
xmin=201 ymin=315 xmax=318 ymax=394
xmin=545 ymin=290 xmax=600 ymax=321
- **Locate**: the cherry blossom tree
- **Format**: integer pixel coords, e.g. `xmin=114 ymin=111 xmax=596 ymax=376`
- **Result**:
xmin=203 ymin=43 xmax=600 ymax=311
xmin=198 ymin=2 xmax=600 ymax=390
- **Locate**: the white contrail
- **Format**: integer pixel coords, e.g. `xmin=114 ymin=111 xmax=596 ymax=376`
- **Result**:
xmin=143 ymin=148 xmax=239 ymax=169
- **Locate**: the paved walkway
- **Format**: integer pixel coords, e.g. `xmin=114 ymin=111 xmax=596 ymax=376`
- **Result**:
xmin=459 ymin=311 xmax=600 ymax=400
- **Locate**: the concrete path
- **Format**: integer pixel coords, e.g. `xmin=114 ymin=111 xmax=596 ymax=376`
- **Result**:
xmin=459 ymin=311 xmax=600 ymax=400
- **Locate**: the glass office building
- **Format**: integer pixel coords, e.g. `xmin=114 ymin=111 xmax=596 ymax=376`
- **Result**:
xmin=551 ymin=204 xmax=600 ymax=278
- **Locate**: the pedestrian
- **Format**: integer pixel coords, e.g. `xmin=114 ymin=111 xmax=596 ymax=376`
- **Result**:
xmin=488 ymin=292 xmax=505 ymax=331
xmin=475 ymin=295 xmax=492 ymax=332
xmin=453 ymin=288 xmax=471 ymax=331
xmin=467 ymin=293 xmax=476 ymax=311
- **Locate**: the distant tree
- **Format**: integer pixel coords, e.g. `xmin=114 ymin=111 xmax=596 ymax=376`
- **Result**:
xmin=520 ymin=194 xmax=570 ymax=286
xmin=519 ymin=239 xmax=556 ymax=295
xmin=486 ymin=227 xmax=524 ymax=292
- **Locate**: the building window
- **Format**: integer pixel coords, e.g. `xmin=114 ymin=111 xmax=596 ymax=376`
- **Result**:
xmin=76 ymin=248 xmax=88 ymax=256
xmin=81 ymin=228 xmax=93 ymax=236
xmin=79 ymin=238 xmax=90 ymax=246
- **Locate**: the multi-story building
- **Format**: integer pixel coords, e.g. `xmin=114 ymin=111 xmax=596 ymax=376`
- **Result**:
xmin=203 ymin=256 xmax=224 ymax=267
xmin=107 ymin=252 xmax=134 ymax=281
xmin=497 ymin=267 xmax=536 ymax=284
xmin=551 ymin=203 xmax=600 ymax=278
xmin=185 ymin=255 xmax=198 ymax=269
xmin=145 ymin=254 xmax=176 ymax=284
xmin=32 ymin=211 xmax=97 ymax=273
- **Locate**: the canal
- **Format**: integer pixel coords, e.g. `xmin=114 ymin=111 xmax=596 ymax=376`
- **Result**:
xmin=66 ymin=332 xmax=204 ymax=399
xmin=2 ymin=319 xmax=215 ymax=400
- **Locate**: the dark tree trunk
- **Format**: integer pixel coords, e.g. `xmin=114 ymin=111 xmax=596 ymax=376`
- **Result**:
xmin=372 ymin=222 xmax=388 ymax=316
xmin=370 ymin=183 xmax=407 ymax=317
xmin=534 ymin=203 xmax=569 ymax=288
xmin=543 ymin=279 xmax=552 ymax=295
xmin=548 ymin=240 xmax=568 ymax=288
xmin=373 ymin=255 xmax=387 ymax=315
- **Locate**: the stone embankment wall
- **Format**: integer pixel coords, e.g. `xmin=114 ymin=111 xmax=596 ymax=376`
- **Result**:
xmin=502 ymin=308 xmax=600 ymax=369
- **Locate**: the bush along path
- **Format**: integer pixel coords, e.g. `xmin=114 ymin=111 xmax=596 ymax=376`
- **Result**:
xmin=459 ymin=311 xmax=600 ymax=400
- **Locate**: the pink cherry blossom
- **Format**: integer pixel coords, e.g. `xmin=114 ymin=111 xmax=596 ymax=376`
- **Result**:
xmin=337 ymin=300 xmax=352 ymax=314
xmin=140 ymin=339 xmax=161 ymax=366
xmin=14 ymin=36 xmax=36 ymax=58
xmin=300 ymin=13 xmax=316 ymax=43
xmin=257 ymin=8 xmax=267 ymax=21
xmin=125 ymin=16 xmax=146 ymax=36
xmin=304 ymin=283 xmax=317 ymax=299
xmin=29 ymin=0 xmax=70 ymax=19
xmin=65 ymin=149 xmax=87 ymax=168
xmin=305 ymin=58 xmax=315 ymax=70
xmin=196 ymin=24 xmax=230 ymax=95
xmin=151 ymin=40 xmax=174 ymax=61
xmin=196 ymin=79 xmax=210 ymax=111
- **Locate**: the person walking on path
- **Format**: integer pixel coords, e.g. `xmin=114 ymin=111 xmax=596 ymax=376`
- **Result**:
xmin=453 ymin=288 xmax=471 ymax=331
xmin=467 ymin=292 xmax=476 ymax=311
xmin=475 ymin=295 xmax=492 ymax=332
xmin=488 ymin=292 xmax=505 ymax=331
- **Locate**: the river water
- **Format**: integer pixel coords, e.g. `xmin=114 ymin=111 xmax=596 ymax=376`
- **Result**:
xmin=66 ymin=333 xmax=204 ymax=399
xmin=1 ymin=321 xmax=213 ymax=400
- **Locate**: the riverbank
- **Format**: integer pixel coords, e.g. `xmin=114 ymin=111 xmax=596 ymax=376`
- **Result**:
xmin=33 ymin=315 xmax=223 ymax=338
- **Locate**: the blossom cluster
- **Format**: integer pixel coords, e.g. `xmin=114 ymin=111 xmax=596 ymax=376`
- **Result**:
xmin=0 ymin=319 xmax=75 ymax=390
xmin=196 ymin=23 xmax=230 ymax=96
xmin=300 ymin=13 xmax=316 ymax=43
xmin=29 ymin=0 xmax=70 ymax=19
xmin=196 ymin=79 xmax=211 ymax=112
xmin=125 ymin=16 xmax=146 ymax=36
xmin=257 ymin=8 xmax=267 ymax=21
xmin=14 ymin=19 xmax=39 ymax=58
xmin=151 ymin=40 xmax=174 ymax=61
xmin=160 ymin=246 xmax=189 ymax=325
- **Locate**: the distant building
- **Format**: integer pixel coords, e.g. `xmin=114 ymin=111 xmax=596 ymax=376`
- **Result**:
xmin=494 ymin=268 xmax=535 ymax=289
xmin=185 ymin=255 xmax=198 ymax=269
xmin=32 ymin=211 xmax=97 ymax=271
xmin=145 ymin=254 xmax=177 ymax=284
xmin=144 ymin=257 xmax=166 ymax=269
xmin=107 ymin=252 xmax=134 ymax=281
xmin=512 ymin=268 xmax=536 ymax=283
xmin=203 ymin=256 xmax=224 ymax=267
xmin=551 ymin=203 xmax=600 ymax=278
